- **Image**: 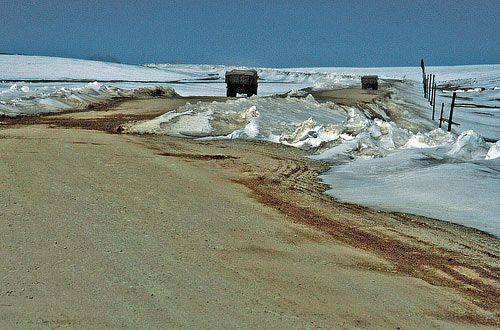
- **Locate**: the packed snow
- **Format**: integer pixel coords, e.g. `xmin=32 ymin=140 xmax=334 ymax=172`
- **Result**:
xmin=2 ymin=54 xmax=500 ymax=237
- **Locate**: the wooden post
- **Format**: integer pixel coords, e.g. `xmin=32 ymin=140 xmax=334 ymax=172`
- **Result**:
xmin=421 ymin=59 xmax=426 ymax=96
xmin=429 ymin=75 xmax=432 ymax=104
xmin=424 ymin=76 xmax=427 ymax=98
xmin=427 ymin=75 xmax=430 ymax=102
xmin=428 ymin=75 xmax=433 ymax=103
xmin=425 ymin=74 xmax=428 ymax=98
xmin=429 ymin=75 xmax=432 ymax=102
xmin=427 ymin=75 xmax=430 ymax=101
xmin=432 ymin=82 xmax=437 ymax=119
xmin=424 ymin=75 xmax=427 ymax=98
xmin=430 ymin=75 xmax=435 ymax=105
xmin=448 ymin=92 xmax=456 ymax=132
xmin=433 ymin=76 xmax=437 ymax=104
xmin=430 ymin=78 xmax=434 ymax=106
xmin=439 ymin=103 xmax=444 ymax=128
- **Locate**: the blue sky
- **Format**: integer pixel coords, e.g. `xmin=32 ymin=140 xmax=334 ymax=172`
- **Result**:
xmin=2 ymin=0 xmax=499 ymax=67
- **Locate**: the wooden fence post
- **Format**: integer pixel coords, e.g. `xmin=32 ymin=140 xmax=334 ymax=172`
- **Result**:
xmin=425 ymin=74 xmax=429 ymax=99
xmin=424 ymin=76 xmax=427 ymax=98
xmin=448 ymin=92 xmax=457 ymax=132
xmin=428 ymin=75 xmax=431 ymax=102
xmin=439 ymin=103 xmax=444 ymax=128
xmin=430 ymin=75 xmax=436 ymax=105
xmin=433 ymin=76 xmax=437 ymax=104
xmin=430 ymin=75 xmax=434 ymax=102
xmin=429 ymin=75 xmax=434 ymax=103
xmin=421 ymin=59 xmax=426 ymax=97
xmin=432 ymin=82 xmax=437 ymax=119
xmin=426 ymin=75 xmax=429 ymax=98
xmin=427 ymin=75 xmax=431 ymax=101
xmin=430 ymin=79 xmax=434 ymax=106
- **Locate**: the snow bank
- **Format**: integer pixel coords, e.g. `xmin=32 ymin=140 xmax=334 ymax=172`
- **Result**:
xmin=445 ymin=131 xmax=489 ymax=160
xmin=0 ymin=82 xmax=178 ymax=116
xmin=486 ymin=141 xmax=500 ymax=160
xmin=125 ymin=95 xmax=348 ymax=150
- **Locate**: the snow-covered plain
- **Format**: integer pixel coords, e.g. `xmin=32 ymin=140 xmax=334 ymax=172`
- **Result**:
xmin=2 ymin=55 xmax=500 ymax=237
xmin=0 ymin=54 xmax=357 ymax=116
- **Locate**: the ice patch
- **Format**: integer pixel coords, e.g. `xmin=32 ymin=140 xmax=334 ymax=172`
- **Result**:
xmin=486 ymin=141 xmax=500 ymax=160
xmin=128 ymin=109 xmax=213 ymax=137
xmin=403 ymin=129 xmax=453 ymax=149
xmin=445 ymin=130 xmax=488 ymax=160
xmin=279 ymin=117 xmax=342 ymax=149
xmin=222 ymin=111 xmax=261 ymax=140
xmin=285 ymin=89 xmax=308 ymax=97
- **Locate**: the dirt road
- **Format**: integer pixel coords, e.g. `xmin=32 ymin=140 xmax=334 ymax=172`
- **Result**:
xmin=0 ymin=93 xmax=498 ymax=328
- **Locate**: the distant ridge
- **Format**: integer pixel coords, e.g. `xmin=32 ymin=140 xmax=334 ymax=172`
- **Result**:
xmin=88 ymin=54 xmax=121 ymax=64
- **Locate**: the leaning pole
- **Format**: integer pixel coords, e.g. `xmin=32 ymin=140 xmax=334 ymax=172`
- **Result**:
xmin=421 ymin=58 xmax=426 ymax=97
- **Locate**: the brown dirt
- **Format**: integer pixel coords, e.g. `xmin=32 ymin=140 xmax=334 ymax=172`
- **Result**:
xmin=142 ymin=135 xmax=500 ymax=325
xmin=1 ymin=91 xmax=499 ymax=328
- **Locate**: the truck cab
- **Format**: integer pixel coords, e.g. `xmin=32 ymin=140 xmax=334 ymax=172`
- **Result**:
xmin=225 ymin=69 xmax=259 ymax=97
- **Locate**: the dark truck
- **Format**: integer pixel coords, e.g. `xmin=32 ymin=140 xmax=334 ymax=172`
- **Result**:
xmin=361 ymin=75 xmax=379 ymax=90
xmin=225 ymin=69 xmax=259 ymax=97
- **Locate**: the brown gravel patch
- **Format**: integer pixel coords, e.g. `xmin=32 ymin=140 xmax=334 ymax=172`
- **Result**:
xmin=139 ymin=135 xmax=500 ymax=325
